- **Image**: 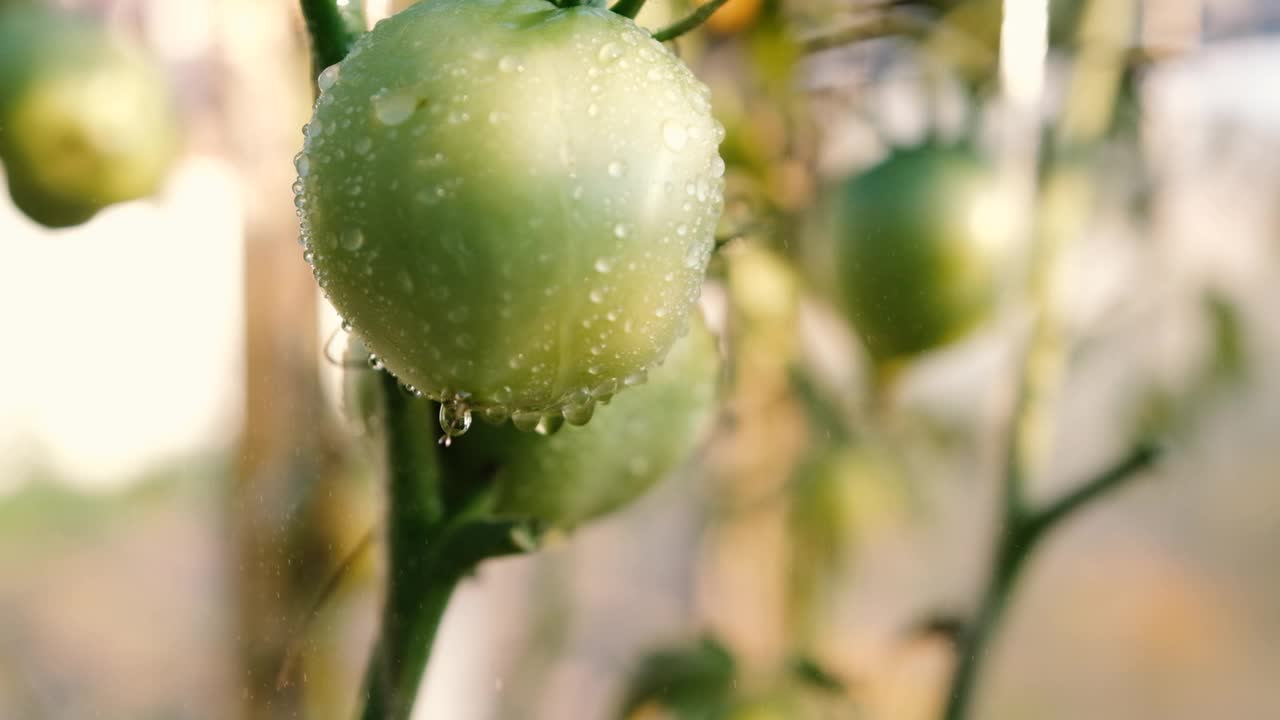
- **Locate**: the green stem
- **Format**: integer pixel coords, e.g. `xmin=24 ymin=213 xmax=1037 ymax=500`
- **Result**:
xmin=650 ymin=0 xmax=730 ymax=42
xmin=299 ymin=0 xmax=366 ymax=76
xmin=609 ymin=0 xmax=647 ymax=19
xmin=940 ymin=443 xmax=1159 ymax=720
xmin=358 ymin=375 xmax=526 ymax=720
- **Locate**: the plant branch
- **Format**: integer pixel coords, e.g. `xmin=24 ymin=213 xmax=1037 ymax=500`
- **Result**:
xmin=610 ymin=0 xmax=648 ymax=20
xmin=358 ymin=375 xmax=526 ymax=720
xmin=651 ymin=0 xmax=730 ymax=42
xmin=299 ymin=0 xmax=366 ymax=76
xmin=941 ymin=442 xmax=1160 ymax=720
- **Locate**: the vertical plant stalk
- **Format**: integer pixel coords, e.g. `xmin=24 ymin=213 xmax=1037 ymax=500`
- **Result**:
xmin=360 ymin=375 xmax=528 ymax=720
xmin=300 ymin=0 xmax=367 ymax=75
xmin=940 ymin=2 xmax=1146 ymax=719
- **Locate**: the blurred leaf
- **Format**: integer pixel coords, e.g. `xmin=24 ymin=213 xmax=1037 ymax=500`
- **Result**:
xmin=786 ymin=655 xmax=846 ymax=693
xmin=1203 ymin=290 xmax=1247 ymax=384
xmin=618 ymin=636 xmax=738 ymax=720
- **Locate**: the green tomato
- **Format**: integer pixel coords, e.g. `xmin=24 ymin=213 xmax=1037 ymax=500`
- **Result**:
xmin=0 ymin=5 xmax=178 ymax=228
xmin=296 ymin=0 xmax=725 ymax=427
xmin=828 ymin=142 xmax=1001 ymax=364
xmin=444 ymin=312 xmax=719 ymax=530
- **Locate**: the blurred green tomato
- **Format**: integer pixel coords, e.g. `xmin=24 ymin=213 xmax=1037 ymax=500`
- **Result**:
xmin=446 ymin=312 xmax=719 ymax=530
xmin=827 ymin=142 xmax=1002 ymax=364
xmin=0 ymin=5 xmax=178 ymax=228
xmin=296 ymin=0 xmax=725 ymax=429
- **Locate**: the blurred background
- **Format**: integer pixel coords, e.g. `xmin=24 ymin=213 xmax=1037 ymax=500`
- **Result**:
xmin=1 ymin=0 xmax=1279 ymax=718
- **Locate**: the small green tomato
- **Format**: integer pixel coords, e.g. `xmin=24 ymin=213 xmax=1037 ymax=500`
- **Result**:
xmin=0 ymin=5 xmax=178 ymax=228
xmin=296 ymin=0 xmax=725 ymax=428
xmin=828 ymin=142 xmax=1003 ymax=364
xmin=446 ymin=312 xmax=720 ymax=530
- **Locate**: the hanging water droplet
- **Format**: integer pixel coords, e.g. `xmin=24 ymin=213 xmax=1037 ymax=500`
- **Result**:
xmin=512 ymin=410 xmax=542 ymax=432
xmin=341 ymin=227 xmax=365 ymax=251
xmin=317 ymin=63 xmax=341 ymax=91
xmin=340 ymin=320 xmax=353 ymax=333
xmin=563 ymin=390 xmax=595 ymax=425
xmin=302 ymin=249 xmax=315 ymax=264
xmin=438 ymin=399 xmax=472 ymax=444
xmin=661 ymin=120 xmax=688 ymax=151
xmin=369 ymin=354 xmax=384 ymax=370
xmin=293 ymin=152 xmax=311 ymax=177
xmin=535 ymin=413 xmax=564 ymax=435
xmin=372 ymin=90 xmax=416 ymax=126
xmin=481 ymin=405 xmax=510 ymax=425
xmin=710 ymin=155 xmax=726 ymax=177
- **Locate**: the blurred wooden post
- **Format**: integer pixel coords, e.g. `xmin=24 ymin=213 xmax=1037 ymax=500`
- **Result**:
xmin=212 ymin=2 xmax=347 ymax=718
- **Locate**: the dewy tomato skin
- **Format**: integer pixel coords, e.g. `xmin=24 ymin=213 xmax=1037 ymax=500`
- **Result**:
xmin=296 ymin=0 xmax=726 ymax=428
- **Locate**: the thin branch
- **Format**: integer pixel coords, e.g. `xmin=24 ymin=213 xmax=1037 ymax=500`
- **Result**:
xmin=941 ymin=442 xmax=1160 ymax=720
xmin=1026 ymin=441 xmax=1161 ymax=541
xmin=651 ymin=0 xmax=731 ymax=42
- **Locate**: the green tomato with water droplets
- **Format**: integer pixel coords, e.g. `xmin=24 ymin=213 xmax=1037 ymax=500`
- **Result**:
xmin=444 ymin=312 xmax=720 ymax=530
xmin=296 ymin=0 xmax=725 ymax=427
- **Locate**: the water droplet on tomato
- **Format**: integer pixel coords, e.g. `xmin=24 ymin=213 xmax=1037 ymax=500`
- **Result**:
xmin=661 ymin=120 xmax=688 ymax=151
xmin=372 ymin=91 xmax=416 ymax=126
xmin=512 ymin=410 xmax=541 ymax=432
xmin=535 ymin=414 xmax=564 ymax=435
xmin=597 ymin=42 xmax=622 ymax=64
xmin=341 ymin=227 xmax=365 ymax=251
xmin=317 ymin=63 xmax=341 ymax=91
xmin=439 ymin=399 xmax=472 ymax=443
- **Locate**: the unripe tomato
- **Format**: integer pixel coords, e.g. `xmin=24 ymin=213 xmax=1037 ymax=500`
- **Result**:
xmin=446 ymin=312 xmax=719 ymax=530
xmin=296 ymin=0 xmax=725 ymax=428
xmin=826 ymin=142 xmax=1001 ymax=364
xmin=0 ymin=5 xmax=178 ymax=228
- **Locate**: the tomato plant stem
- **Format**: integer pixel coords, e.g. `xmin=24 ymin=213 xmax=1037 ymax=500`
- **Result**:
xmin=359 ymin=373 xmax=526 ymax=720
xmin=300 ymin=0 xmax=365 ymax=76
xmin=941 ymin=440 xmax=1159 ymax=720
xmin=651 ymin=0 xmax=731 ymax=42
xmin=609 ymin=0 xmax=647 ymax=19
